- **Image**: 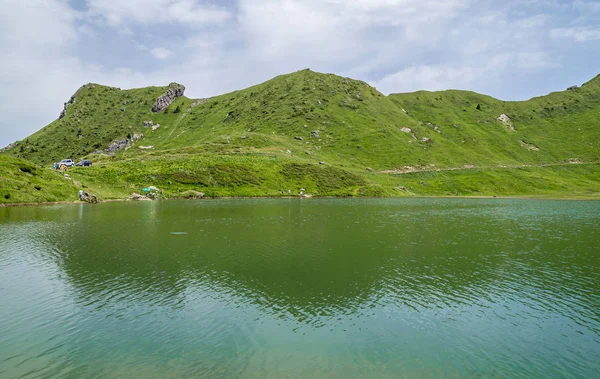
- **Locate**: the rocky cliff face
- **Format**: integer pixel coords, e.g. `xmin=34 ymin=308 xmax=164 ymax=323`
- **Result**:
xmin=152 ymin=84 xmax=185 ymax=113
xmin=59 ymin=94 xmax=76 ymax=119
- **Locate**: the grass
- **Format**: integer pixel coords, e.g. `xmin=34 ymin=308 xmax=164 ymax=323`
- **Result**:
xmin=0 ymin=155 xmax=80 ymax=204
xmin=2 ymin=69 xmax=600 ymax=202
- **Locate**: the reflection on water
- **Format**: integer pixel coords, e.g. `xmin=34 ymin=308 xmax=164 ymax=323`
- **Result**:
xmin=0 ymin=199 xmax=599 ymax=378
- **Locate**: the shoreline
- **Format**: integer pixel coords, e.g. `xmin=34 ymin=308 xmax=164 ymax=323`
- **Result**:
xmin=2 ymin=194 xmax=599 ymax=208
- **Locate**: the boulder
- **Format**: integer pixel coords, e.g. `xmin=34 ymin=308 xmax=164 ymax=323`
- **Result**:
xmin=181 ymin=190 xmax=205 ymax=199
xmin=81 ymin=192 xmax=99 ymax=203
xmin=130 ymin=192 xmax=151 ymax=201
xmin=152 ymin=83 xmax=185 ymax=113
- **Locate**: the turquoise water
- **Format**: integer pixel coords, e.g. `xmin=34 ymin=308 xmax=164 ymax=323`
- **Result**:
xmin=0 ymin=199 xmax=599 ymax=378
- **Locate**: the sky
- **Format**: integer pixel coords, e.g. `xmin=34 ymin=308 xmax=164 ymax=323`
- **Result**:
xmin=1 ymin=0 xmax=600 ymax=147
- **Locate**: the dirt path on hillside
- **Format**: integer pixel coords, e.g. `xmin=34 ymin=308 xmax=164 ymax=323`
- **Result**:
xmin=380 ymin=160 xmax=597 ymax=175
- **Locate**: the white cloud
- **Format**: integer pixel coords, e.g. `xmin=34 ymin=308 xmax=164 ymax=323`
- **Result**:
xmin=1 ymin=0 xmax=598 ymax=147
xmin=573 ymin=0 xmax=600 ymax=13
xmin=374 ymin=65 xmax=480 ymax=94
xmin=550 ymin=27 xmax=600 ymax=42
xmin=0 ymin=0 xmax=83 ymax=146
xmin=86 ymin=0 xmax=231 ymax=26
xmin=514 ymin=52 xmax=558 ymax=69
xmin=150 ymin=47 xmax=173 ymax=60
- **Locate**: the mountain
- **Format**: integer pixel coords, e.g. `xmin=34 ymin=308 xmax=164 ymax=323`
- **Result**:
xmin=2 ymin=69 xmax=600 ymax=201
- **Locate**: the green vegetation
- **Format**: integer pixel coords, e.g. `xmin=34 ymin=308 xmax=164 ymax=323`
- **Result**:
xmin=2 ymin=69 xmax=600 ymax=203
xmin=0 ymin=155 xmax=79 ymax=204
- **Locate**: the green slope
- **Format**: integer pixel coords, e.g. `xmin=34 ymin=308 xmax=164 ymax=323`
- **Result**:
xmin=0 ymin=155 xmax=80 ymax=204
xmin=3 ymin=69 xmax=600 ymax=200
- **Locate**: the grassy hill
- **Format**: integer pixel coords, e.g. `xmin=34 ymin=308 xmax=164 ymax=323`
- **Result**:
xmin=2 ymin=69 xmax=600 ymax=201
xmin=0 ymin=155 xmax=79 ymax=204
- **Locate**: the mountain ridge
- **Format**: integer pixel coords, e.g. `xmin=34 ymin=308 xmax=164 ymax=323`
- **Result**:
xmin=1 ymin=69 xmax=599 ymax=201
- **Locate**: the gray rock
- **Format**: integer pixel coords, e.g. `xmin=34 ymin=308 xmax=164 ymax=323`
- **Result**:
xmin=366 ymin=167 xmax=374 ymax=172
xmin=294 ymin=136 xmax=303 ymax=141
xmin=567 ymin=85 xmax=579 ymax=91
xmin=0 ymin=142 xmax=17 ymax=152
xmin=311 ymin=130 xmax=320 ymax=137
xmin=81 ymin=192 xmax=99 ymax=203
xmin=152 ymin=83 xmax=186 ymax=113
xmin=181 ymin=190 xmax=205 ymax=199
xmin=59 ymin=94 xmax=76 ymax=119
xmin=106 ymin=139 xmax=129 ymax=153
xmin=105 ymin=133 xmax=142 ymax=153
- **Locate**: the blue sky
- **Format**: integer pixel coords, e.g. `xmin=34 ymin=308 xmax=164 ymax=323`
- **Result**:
xmin=1 ymin=0 xmax=600 ymax=147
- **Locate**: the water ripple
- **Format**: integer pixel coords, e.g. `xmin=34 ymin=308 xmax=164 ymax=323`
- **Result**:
xmin=0 ymin=199 xmax=599 ymax=377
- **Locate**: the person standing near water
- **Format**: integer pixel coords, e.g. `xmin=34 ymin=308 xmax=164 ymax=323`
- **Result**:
xmin=78 ymin=189 xmax=83 ymax=200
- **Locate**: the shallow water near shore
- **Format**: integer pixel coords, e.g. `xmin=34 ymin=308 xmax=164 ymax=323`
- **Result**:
xmin=1 ymin=198 xmax=599 ymax=378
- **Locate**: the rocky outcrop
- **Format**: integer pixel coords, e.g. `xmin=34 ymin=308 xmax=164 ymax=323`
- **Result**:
xmin=106 ymin=139 xmax=129 ymax=153
xmin=152 ymin=83 xmax=185 ymax=113
xmin=180 ymin=190 xmax=205 ymax=199
xmin=105 ymin=133 xmax=143 ymax=153
xmin=130 ymin=193 xmax=151 ymax=201
xmin=0 ymin=142 xmax=17 ymax=152
xmin=497 ymin=114 xmax=515 ymax=131
xmin=81 ymin=192 xmax=99 ymax=203
xmin=59 ymin=94 xmax=76 ymax=119
xmin=143 ymin=120 xmax=161 ymax=131
xmin=520 ymin=140 xmax=540 ymax=151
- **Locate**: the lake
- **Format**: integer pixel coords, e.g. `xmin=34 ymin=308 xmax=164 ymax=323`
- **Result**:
xmin=1 ymin=199 xmax=599 ymax=378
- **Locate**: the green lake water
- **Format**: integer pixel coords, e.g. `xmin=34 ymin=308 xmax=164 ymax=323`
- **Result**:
xmin=0 ymin=199 xmax=599 ymax=378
